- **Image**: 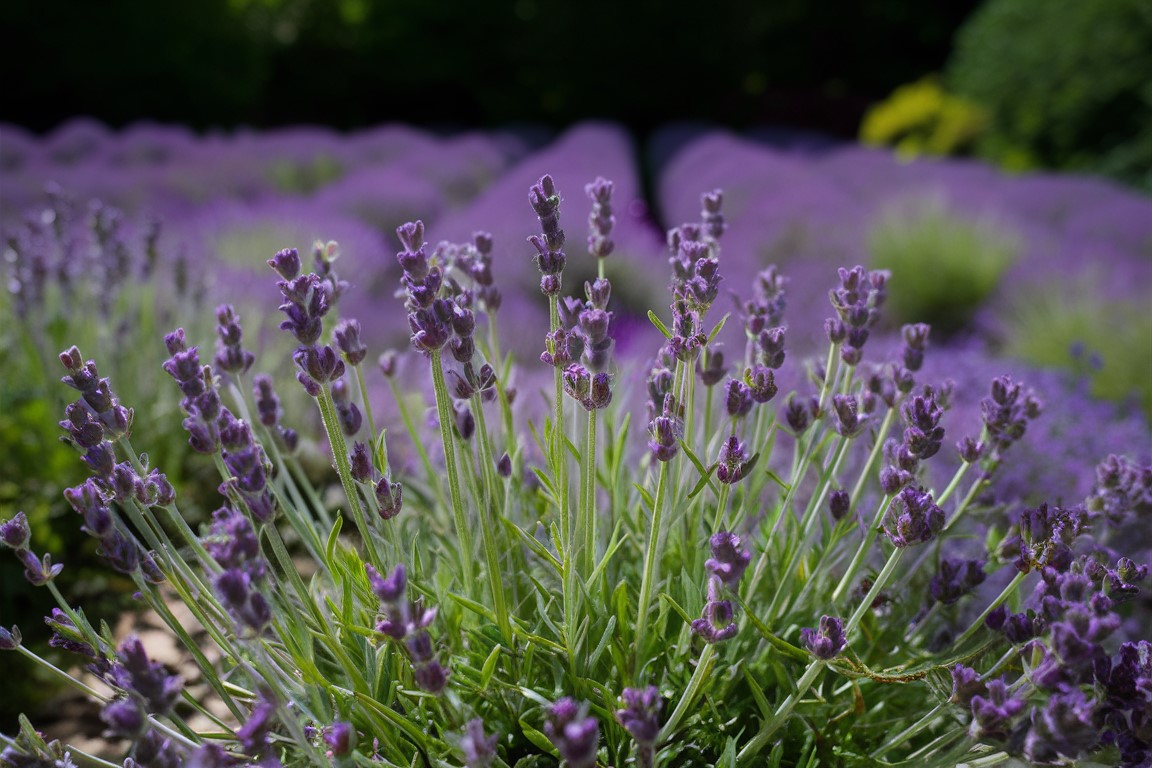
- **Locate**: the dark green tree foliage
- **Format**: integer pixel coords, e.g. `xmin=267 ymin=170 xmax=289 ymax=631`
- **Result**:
xmin=2 ymin=0 xmax=979 ymax=134
xmin=947 ymin=0 xmax=1152 ymax=189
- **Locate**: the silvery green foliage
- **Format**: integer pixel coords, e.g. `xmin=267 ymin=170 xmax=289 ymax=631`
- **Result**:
xmin=1 ymin=176 xmax=1149 ymax=768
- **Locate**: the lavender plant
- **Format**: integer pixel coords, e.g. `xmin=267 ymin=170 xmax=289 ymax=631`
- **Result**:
xmin=1 ymin=173 xmax=1149 ymax=768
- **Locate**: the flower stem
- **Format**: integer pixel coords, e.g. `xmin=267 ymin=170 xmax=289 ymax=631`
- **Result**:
xmin=634 ymin=461 xmax=669 ymax=664
xmin=951 ymin=570 xmax=1028 ymax=649
xmin=429 ymin=348 xmax=474 ymax=587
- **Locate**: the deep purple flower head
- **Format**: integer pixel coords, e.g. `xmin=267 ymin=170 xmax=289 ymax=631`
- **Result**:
xmin=1023 ymin=690 xmax=1100 ymax=763
xmin=544 ymin=698 xmax=599 ymax=768
xmin=19 ymin=549 xmax=63 ymax=586
xmin=110 ymin=636 xmax=183 ymax=716
xmin=0 ymin=625 xmax=21 ymax=650
xmin=293 ymin=344 xmax=345 ymax=396
xmin=949 ymin=664 xmax=987 ymax=706
xmin=724 ymin=379 xmax=753 ymax=419
xmin=276 ymin=273 xmax=330 ymax=346
xmin=497 ymin=452 xmax=512 ymax=479
xmin=969 ymin=678 xmax=1025 ymax=740
xmin=700 ymin=189 xmax=725 ymax=241
xmin=616 ymin=685 xmax=663 ymax=748
xmin=647 ymin=397 xmax=682 ymax=462
xmin=832 ymin=394 xmax=867 ymax=438
xmin=375 ymin=478 xmax=403 ymax=520
xmin=930 ymin=558 xmax=986 ymax=605
xmin=408 ymin=298 xmax=455 ymax=352
xmin=413 ymin=659 xmax=449 ymax=694
xmin=585 ymin=176 xmax=615 ymax=260
xmin=784 ymin=394 xmax=817 ymax=435
xmin=900 ymin=323 xmax=930 ymax=372
xmin=883 ymin=486 xmax=945 ymax=548
xmin=697 ymin=348 xmax=727 ymax=387
xmin=745 ymin=365 xmax=778 ymax=404
xmin=267 ymin=247 xmax=301 ymax=281
xmin=980 ymin=375 xmax=1042 ymax=451
xmin=100 ymin=697 xmax=146 ymax=740
xmin=0 ymin=512 xmax=30 ymax=550
xmin=59 ymin=401 xmax=105 ymax=449
xmin=562 ymin=364 xmax=613 ymax=411
xmin=1012 ymin=502 xmax=1089 ymax=573
xmin=367 ymin=563 xmax=407 ymax=604
xmin=215 ymin=568 xmax=271 ymax=632
xmin=691 ymin=577 xmax=738 ymax=644
xmin=237 ymin=696 xmax=277 ymax=756
xmin=459 ymin=718 xmax=498 ymax=768
xmin=755 ymin=327 xmax=786 ymax=370
xmin=214 ymin=305 xmax=255 ymax=375
xmin=716 ymin=435 xmax=756 ymax=485
xmin=324 ymin=722 xmax=354 ymax=756
xmin=333 ymin=318 xmax=368 ymax=366
xmin=706 ymin=530 xmax=751 ymax=588
xmin=801 ymin=615 xmax=847 ymax=660
xmin=828 ymin=490 xmax=851 ymax=521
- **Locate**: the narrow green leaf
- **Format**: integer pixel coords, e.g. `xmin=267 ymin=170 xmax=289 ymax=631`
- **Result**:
xmin=325 ymin=514 xmax=344 ymax=567
xmin=447 ymin=592 xmax=497 ymax=623
xmin=687 ymin=462 xmax=719 ymax=500
xmin=587 ymin=615 xmax=617 ymax=668
xmin=480 ymin=644 xmax=503 ymax=690
xmin=648 ymin=310 xmax=673 ymax=339
xmin=763 ymin=468 xmax=789 ymax=491
xmin=519 ymin=719 xmax=560 ymax=757
xmin=707 ymin=312 xmax=731 ymax=344
xmin=658 ymin=592 xmax=692 ymax=625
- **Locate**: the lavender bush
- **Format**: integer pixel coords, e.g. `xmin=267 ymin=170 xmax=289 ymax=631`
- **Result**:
xmin=2 ymin=171 xmax=1150 ymax=768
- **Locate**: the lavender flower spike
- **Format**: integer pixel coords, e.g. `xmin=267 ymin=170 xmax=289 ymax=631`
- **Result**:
xmin=706 ymin=531 xmax=751 ymax=589
xmin=459 ymin=718 xmax=499 ymax=768
xmin=616 ymin=685 xmax=663 ymax=764
xmin=801 ymin=615 xmax=847 ymax=660
xmin=544 ymin=698 xmax=599 ymax=768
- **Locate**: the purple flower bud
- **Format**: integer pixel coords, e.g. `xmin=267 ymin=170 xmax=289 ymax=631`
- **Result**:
xmin=706 ymin=531 xmax=751 ymax=588
xmin=828 ymin=491 xmax=851 ymax=521
xmin=101 ymin=697 xmax=146 ymax=739
xmin=950 ymin=664 xmax=987 ymax=706
xmin=350 ymin=442 xmax=373 ymax=482
xmin=616 ymin=685 xmax=663 ymax=749
xmin=375 ymin=479 xmax=403 ymax=520
xmin=0 ymin=625 xmax=21 ymax=650
xmin=647 ymin=413 xmax=681 ymax=463
xmin=334 ymin=318 xmax=368 ymax=366
xmin=237 ymin=697 xmax=276 ymax=755
xmin=367 ymin=563 xmax=406 ymax=603
xmin=801 ymin=615 xmax=847 ymax=660
xmin=745 ymin=365 xmax=778 ymax=404
xmin=883 ymin=486 xmax=945 ymax=548
xmin=0 ymin=512 xmax=31 ymax=550
xmin=497 ymin=452 xmax=512 ymax=479
xmin=324 ymin=721 xmax=354 ymax=756
xmin=785 ymin=394 xmax=816 ymax=434
xmin=930 ymin=558 xmax=986 ymax=605
xmin=545 ymin=698 xmax=599 ymax=768
xmin=969 ymin=678 xmax=1025 ymax=740
xmin=832 ymin=394 xmax=867 ymax=438
xmin=378 ymin=350 xmax=398 ymax=378
xmin=414 ymin=659 xmax=449 ymax=694
xmin=268 ymin=247 xmax=301 ymax=280
xmin=724 ymin=379 xmax=754 ymax=419
xmin=691 ymin=577 xmax=738 ymax=644
xmin=697 ymin=348 xmax=726 ymax=387
xmin=459 ymin=718 xmax=498 ymax=768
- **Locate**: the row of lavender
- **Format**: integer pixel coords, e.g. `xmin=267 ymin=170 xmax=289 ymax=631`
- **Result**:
xmin=1 ymin=162 xmax=1150 ymax=767
xmin=3 ymin=119 xmax=1148 ymax=508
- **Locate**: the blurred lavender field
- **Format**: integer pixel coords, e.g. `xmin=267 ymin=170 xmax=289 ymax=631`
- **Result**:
xmin=3 ymin=118 xmax=1150 ymax=508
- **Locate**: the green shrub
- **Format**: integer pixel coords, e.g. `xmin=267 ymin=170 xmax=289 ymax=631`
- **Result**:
xmin=947 ymin=0 xmax=1152 ymax=190
xmin=860 ymin=76 xmax=988 ymax=159
xmin=867 ymin=197 xmax=1019 ymax=335
xmin=1001 ymin=280 xmax=1152 ymax=419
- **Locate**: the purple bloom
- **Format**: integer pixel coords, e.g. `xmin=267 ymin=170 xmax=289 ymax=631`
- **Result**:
xmin=1024 ymin=690 xmax=1101 ymax=763
xmin=585 ymin=176 xmax=615 ymax=260
xmin=109 ymin=636 xmax=183 ymax=716
xmin=0 ymin=625 xmax=21 ymax=650
xmin=213 ymin=304 xmax=255 ymax=375
xmin=100 ymin=697 xmax=146 ymax=739
xmin=831 ymin=394 xmax=867 ymax=438
xmin=706 ymin=531 xmax=751 ymax=588
xmin=647 ymin=396 xmax=682 ymax=462
xmin=616 ymin=685 xmax=663 ymax=749
xmin=724 ymin=379 xmax=754 ymax=419
xmin=883 ymin=486 xmax=945 ymax=548
xmin=801 ymin=615 xmax=847 ymax=660
xmin=691 ymin=577 xmax=739 ymax=644
xmin=949 ymin=664 xmax=987 ymax=706
xmin=0 ymin=512 xmax=30 ymax=550
xmin=237 ymin=696 xmax=277 ymax=756
xmin=969 ymin=678 xmax=1025 ymax=740
xmin=828 ymin=490 xmax=851 ymax=521
xmin=324 ymin=721 xmax=353 ymax=756
xmin=929 ymin=558 xmax=986 ymax=605
xmin=459 ymin=718 xmax=498 ymax=768
xmin=544 ymin=698 xmax=599 ymax=768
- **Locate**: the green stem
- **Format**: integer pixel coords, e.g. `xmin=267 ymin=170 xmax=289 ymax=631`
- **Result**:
xmin=318 ymin=383 xmax=383 ymax=570
xmin=582 ymin=408 xmax=598 ymax=575
xmin=831 ymin=492 xmax=893 ymax=605
xmin=549 ymin=296 xmax=570 ymax=551
xmin=429 ymin=349 xmax=473 ymax=586
xmin=738 ymin=657 xmax=826 ymax=760
xmin=634 ymin=461 xmax=670 ymax=662
xmin=657 ymin=643 xmax=716 ymax=744
xmin=473 ymin=398 xmax=512 ymax=644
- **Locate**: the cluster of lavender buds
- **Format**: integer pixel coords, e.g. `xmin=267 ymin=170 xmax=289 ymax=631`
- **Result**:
xmin=883 ymin=486 xmax=945 ymax=548
xmin=544 ymin=698 xmax=599 ymax=768
xmin=585 ymin=176 xmax=615 ymax=260
xmin=529 ymin=174 xmax=566 ymax=297
xmin=99 ymin=637 xmax=183 ymax=741
xmin=367 ymin=564 xmax=447 ymax=693
xmin=1 ymin=512 xmax=61 ymax=586
xmin=163 ymin=327 xmax=277 ymax=521
xmin=801 ymin=615 xmax=848 ymax=660
xmin=825 ymin=265 xmax=889 ymax=366
xmin=204 ymin=506 xmax=271 ymax=632
xmin=350 ymin=441 xmax=403 ymax=519
xmin=615 ymin=686 xmax=662 ymax=768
